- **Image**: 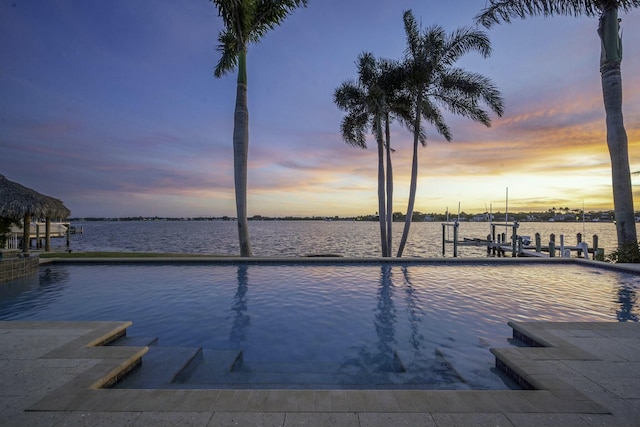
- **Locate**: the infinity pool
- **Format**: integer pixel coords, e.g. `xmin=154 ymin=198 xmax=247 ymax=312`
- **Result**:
xmin=0 ymin=261 xmax=638 ymax=390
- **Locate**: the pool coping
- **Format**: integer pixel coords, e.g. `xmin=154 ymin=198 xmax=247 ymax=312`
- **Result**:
xmin=38 ymin=255 xmax=640 ymax=272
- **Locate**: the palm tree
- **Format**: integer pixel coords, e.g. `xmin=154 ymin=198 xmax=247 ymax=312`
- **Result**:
xmin=396 ymin=10 xmax=505 ymax=257
xmin=335 ymin=54 xmax=414 ymax=257
xmin=334 ymin=53 xmax=391 ymax=256
xmin=379 ymin=60 xmax=416 ymax=256
xmin=476 ymin=0 xmax=640 ymax=262
xmin=211 ymin=0 xmax=308 ymax=257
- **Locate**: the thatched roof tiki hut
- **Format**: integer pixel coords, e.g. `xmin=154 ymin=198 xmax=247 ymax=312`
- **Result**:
xmin=0 ymin=174 xmax=71 ymax=253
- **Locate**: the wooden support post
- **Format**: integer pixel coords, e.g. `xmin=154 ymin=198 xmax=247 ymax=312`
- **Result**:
xmin=442 ymin=224 xmax=446 ymax=256
xmin=490 ymin=224 xmax=497 ymax=256
xmin=453 ymin=223 xmax=458 ymax=258
xmin=35 ymin=223 xmax=41 ymax=249
xmin=516 ymin=236 xmax=523 ymax=256
xmin=593 ymin=235 xmax=603 ymax=260
xmin=549 ymin=240 xmax=556 ymax=257
xmin=576 ymin=233 xmax=583 ymax=257
xmin=45 ymin=218 xmax=51 ymax=252
xmin=535 ymin=233 xmax=541 ymax=252
xmin=22 ymin=214 xmax=30 ymax=254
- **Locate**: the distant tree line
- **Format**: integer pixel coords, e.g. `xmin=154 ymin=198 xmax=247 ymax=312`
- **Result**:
xmin=69 ymin=209 xmax=619 ymax=223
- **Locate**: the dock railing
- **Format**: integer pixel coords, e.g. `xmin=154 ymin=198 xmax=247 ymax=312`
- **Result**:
xmin=1 ymin=231 xmax=19 ymax=250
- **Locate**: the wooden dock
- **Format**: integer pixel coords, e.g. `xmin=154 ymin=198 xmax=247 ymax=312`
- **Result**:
xmin=443 ymin=222 xmax=603 ymax=260
xmin=6 ymin=222 xmax=78 ymax=251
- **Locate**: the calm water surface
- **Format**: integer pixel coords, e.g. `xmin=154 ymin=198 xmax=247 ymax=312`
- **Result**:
xmin=56 ymin=220 xmax=618 ymax=257
xmin=1 ymin=262 xmax=637 ymax=389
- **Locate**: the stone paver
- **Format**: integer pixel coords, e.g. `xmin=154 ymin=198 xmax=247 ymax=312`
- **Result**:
xmin=0 ymin=320 xmax=639 ymax=426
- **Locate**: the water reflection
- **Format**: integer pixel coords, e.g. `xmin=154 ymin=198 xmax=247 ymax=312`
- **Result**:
xmin=616 ymin=283 xmax=638 ymax=322
xmin=229 ymin=265 xmax=250 ymax=347
xmin=401 ymin=266 xmax=424 ymax=353
xmin=342 ymin=266 xmax=399 ymax=373
xmin=373 ymin=265 xmax=398 ymax=371
xmin=39 ymin=266 xmax=70 ymax=286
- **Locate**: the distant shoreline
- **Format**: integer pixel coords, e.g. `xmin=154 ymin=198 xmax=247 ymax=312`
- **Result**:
xmin=68 ymin=211 xmax=616 ymax=224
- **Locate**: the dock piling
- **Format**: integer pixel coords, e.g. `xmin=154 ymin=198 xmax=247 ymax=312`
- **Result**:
xmin=577 ymin=233 xmax=583 ymax=257
xmin=442 ymin=221 xmax=459 ymax=257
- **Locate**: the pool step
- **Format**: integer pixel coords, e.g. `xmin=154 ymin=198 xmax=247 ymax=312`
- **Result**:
xmin=113 ymin=343 xmax=476 ymax=390
xmin=109 ymin=336 xmax=159 ymax=347
xmin=173 ymin=365 xmax=465 ymax=390
xmin=172 ymin=348 xmax=469 ymax=389
xmin=173 ymin=349 xmax=242 ymax=384
xmin=113 ymin=346 xmax=202 ymax=389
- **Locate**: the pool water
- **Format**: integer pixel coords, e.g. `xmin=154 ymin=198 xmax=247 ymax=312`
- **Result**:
xmin=0 ymin=262 xmax=638 ymax=390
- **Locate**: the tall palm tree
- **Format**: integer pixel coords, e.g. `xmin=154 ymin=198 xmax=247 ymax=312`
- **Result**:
xmin=334 ymin=53 xmax=391 ymax=256
xmin=379 ymin=60 xmax=416 ymax=256
xmin=211 ymin=0 xmax=307 ymax=257
xmin=396 ymin=10 xmax=505 ymax=257
xmin=476 ymin=0 xmax=640 ymax=262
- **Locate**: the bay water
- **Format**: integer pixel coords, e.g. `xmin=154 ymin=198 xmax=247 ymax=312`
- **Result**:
xmin=57 ymin=220 xmax=618 ymax=258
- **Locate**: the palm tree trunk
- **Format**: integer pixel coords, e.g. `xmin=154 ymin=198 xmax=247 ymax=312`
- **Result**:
xmin=385 ymin=114 xmax=393 ymax=257
xmin=234 ymin=49 xmax=252 ymax=257
xmin=376 ymin=118 xmax=388 ymax=257
xmin=602 ymin=66 xmax=637 ymax=257
xmin=397 ymin=101 xmax=422 ymax=257
xmin=22 ymin=213 xmax=30 ymax=254
xmin=599 ymin=8 xmax=638 ymax=261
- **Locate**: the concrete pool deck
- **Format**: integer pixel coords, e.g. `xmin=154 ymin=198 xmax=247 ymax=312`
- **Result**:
xmin=0 ymin=321 xmax=638 ymax=426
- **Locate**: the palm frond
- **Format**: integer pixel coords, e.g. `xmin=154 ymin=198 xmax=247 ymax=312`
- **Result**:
xmin=214 ymin=29 xmax=240 ymax=77
xmin=334 ymin=81 xmax=366 ymax=112
xmin=357 ymin=52 xmax=379 ymax=89
xmin=340 ymin=113 xmax=368 ymax=148
xmin=440 ymin=69 xmax=505 ymax=116
xmin=402 ymin=10 xmax=424 ymax=61
xmin=442 ymin=26 xmax=492 ymax=65
xmin=420 ymin=98 xmax=451 ymax=142
xmin=474 ymin=0 xmax=639 ymax=28
xmin=211 ymin=0 xmax=253 ymax=45
xmin=210 ymin=0 xmax=307 ymax=75
xmin=252 ymin=0 xmax=308 ymax=41
xmin=435 ymin=89 xmax=493 ymax=127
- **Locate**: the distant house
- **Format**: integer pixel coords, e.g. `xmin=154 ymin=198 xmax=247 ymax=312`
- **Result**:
xmin=472 ymin=213 xmax=491 ymax=222
xmin=551 ymin=214 xmax=572 ymax=222
xmin=599 ymin=212 xmax=612 ymax=222
xmin=423 ymin=215 xmax=435 ymax=222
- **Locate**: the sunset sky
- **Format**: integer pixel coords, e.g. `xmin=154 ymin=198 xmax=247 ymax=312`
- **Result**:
xmin=2 ymin=0 xmax=639 ymax=218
